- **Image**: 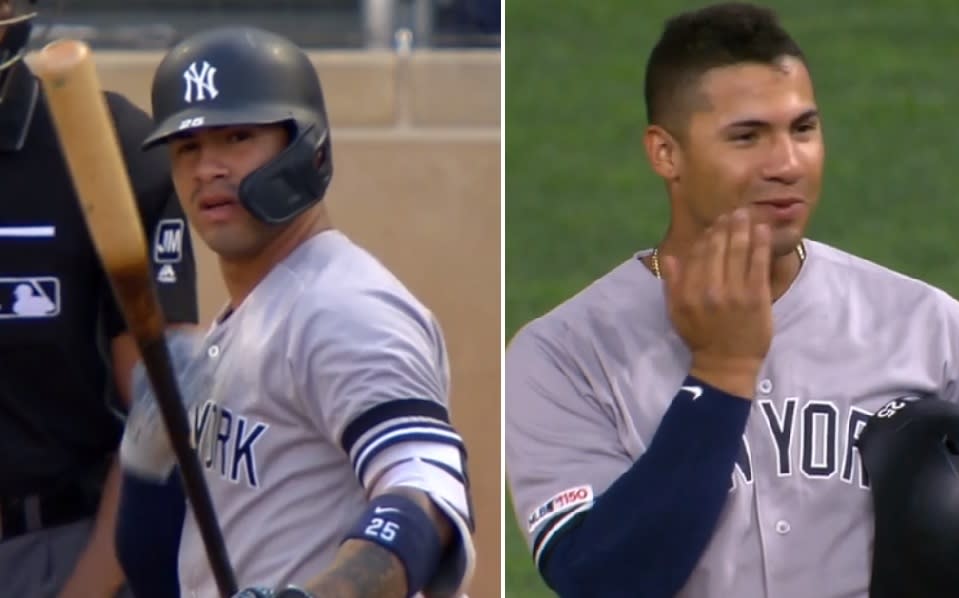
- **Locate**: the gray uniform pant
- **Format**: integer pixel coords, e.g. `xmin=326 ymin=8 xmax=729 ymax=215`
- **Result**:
xmin=0 ymin=518 xmax=134 ymax=598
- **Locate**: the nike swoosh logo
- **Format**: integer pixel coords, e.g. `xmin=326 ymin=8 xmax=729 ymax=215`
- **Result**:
xmin=374 ymin=506 xmax=400 ymax=514
xmin=681 ymin=385 xmax=704 ymax=401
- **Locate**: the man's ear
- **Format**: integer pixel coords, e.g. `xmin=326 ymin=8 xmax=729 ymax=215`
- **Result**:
xmin=643 ymin=124 xmax=683 ymax=181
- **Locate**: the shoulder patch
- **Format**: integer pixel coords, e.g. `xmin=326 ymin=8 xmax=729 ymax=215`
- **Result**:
xmin=154 ymin=219 xmax=185 ymax=264
xmin=527 ymin=484 xmax=594 ymax=534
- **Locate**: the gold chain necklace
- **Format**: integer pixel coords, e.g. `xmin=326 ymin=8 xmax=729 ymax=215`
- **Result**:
xmin=649 ymin=242 xmax=806 ymax=279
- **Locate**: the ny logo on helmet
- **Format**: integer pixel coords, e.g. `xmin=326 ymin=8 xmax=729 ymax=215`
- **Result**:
xmin=183 ymin=60 xmax=219 ymax=103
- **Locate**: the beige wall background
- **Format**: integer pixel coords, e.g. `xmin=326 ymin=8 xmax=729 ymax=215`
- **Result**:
xmin=96 ymin=48 xmax=501 ymax=598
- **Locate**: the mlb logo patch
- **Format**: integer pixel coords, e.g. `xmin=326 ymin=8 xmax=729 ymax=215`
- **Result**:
xmin=0 ymin=277 xmax=60 ymax=319
xmin=154 ymin=219 xmax=185 ymax=264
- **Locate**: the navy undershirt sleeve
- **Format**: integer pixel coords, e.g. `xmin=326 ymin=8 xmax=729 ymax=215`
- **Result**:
xmin=540 ymin=375 xmax=753 ymax=598
xmin=115 ymin=469 xmax=186 ymax=598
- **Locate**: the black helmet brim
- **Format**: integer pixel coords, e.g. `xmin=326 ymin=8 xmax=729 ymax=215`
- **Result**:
xmin=141 ymin=103 xmax=308 ymax=150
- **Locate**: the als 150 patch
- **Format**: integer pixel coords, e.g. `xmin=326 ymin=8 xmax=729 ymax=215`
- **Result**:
xmin=527 ymin=484 xmax=594 ymax=534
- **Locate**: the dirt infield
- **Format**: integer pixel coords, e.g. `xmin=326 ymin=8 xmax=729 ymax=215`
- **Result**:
xmin=96 ymin=48 xmax=502 ymax=598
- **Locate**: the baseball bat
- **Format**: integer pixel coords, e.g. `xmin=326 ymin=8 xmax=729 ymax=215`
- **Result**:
xmin=30 ymin=39 xmax=239 ymax=598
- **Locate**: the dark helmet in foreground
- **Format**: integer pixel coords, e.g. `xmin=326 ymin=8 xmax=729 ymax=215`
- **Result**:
xmin=856 ymin=395 xmax=959 ymax=598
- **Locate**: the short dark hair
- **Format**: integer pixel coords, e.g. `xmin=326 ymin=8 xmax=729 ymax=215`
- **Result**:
xmin=644 ymin=2 xmax=806 ymax=131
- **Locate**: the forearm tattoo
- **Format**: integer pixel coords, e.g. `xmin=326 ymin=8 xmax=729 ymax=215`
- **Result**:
xmin=305 ymin=540 xmax=408 ymax=598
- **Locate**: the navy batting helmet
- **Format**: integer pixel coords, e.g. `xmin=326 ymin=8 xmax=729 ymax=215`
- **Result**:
xmin=856 ymin=395 xmax=959 ymax=598
xmin=143 ymin=26 xmax=333 ymax=224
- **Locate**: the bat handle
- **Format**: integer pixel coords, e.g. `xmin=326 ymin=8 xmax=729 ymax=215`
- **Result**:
xmin=140 ymin=337 xmax=240 ymax=597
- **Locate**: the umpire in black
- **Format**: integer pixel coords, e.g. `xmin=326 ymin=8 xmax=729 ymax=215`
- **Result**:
xmin=0 ymin=1 xmax=199 ymax=596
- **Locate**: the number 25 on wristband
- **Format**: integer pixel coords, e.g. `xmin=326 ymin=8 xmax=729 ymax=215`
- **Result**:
xmin=365 ymin=517 xmax=399 ymax=542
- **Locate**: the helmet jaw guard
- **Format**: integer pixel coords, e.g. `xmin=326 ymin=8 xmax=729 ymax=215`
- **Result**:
xmin=857 ymin=397 xmax=959 ymax=598
xmin=238 ymin=121 xmax=333 ymax=225
xmin=144 ymin=26 xmax=333 ymax=225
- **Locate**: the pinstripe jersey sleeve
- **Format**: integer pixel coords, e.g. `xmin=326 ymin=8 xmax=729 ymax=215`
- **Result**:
xmin=505 ymin=319 xmax=636 ymax=568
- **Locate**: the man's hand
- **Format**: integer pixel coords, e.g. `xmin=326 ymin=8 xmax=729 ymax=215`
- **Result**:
xmin=660 ymin=207 xmax=773 ymax=398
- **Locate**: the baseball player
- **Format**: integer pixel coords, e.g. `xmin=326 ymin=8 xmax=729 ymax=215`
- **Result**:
xmin=115 ymin=26 xmax=477 ymax=598
xmin=505 ymin=3 xmax=959 ymax=598
xmin=0 ymin=0 xmax=198 ymax=596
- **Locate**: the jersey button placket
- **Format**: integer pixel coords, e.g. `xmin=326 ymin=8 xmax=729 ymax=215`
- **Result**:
xmin=753 ymin=373 xmax=785 ymax=596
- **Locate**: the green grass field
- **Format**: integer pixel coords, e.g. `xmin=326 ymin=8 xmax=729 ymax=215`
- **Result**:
xmin=504 ymin=1 xmax=959 ymax=595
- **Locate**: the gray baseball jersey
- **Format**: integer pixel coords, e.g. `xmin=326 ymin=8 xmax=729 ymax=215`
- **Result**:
xmin=176 ymin=230 xmax=471 ymax=598
xmin=505 ymin=239 xmax=959 ymax=598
